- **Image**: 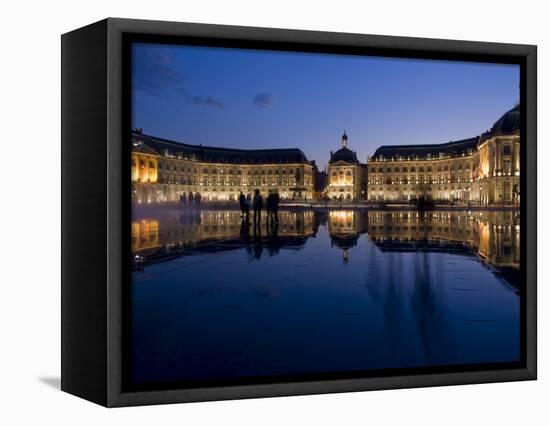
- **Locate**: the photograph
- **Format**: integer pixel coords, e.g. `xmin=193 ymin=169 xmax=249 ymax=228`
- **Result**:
xmin=2 ymin=0 xmax=545 ymax=424
xmin=129 ymin=42 xmax=522 ymax=389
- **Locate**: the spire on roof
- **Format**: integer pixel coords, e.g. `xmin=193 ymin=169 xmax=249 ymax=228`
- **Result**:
xmin=341 ymin=131 xmax=348 ymax=148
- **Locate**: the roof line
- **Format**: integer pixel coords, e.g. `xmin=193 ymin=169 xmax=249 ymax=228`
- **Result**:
xmin=133 ymin=132 xmax=306 ymax=154
xmin=375 ymin=137 xmax=479 ymax=152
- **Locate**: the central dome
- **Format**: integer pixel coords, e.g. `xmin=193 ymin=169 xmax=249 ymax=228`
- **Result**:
xmin=330 ymin=147 xmax=359 ymax=164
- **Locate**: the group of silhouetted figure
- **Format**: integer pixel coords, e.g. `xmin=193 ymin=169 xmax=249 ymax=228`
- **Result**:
xmin=239 ymin=189 xmax=280 ymax=226
xmin=178 ymin=192 xmax=202 ymax=209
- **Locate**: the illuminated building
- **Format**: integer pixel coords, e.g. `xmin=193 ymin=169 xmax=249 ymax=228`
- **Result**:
xmin=131 ymin=130 xmax=315 ymax=203
xmin=327 ymin=132 xmax=368 ymax=200
xmin=472 ymin=105 xmax=521 ymax=204
xmin=367 ymin=105 xmax=520 ymax=205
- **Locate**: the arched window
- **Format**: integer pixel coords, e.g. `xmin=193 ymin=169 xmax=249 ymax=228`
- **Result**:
xmin=345 ymin=171 xmax=353 ymax=185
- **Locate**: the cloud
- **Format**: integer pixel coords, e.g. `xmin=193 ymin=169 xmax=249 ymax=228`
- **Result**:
xmin=132 ymin=45 xmax=224 ymax=110
xmin=252 ymin=93 xmax=273 ymax=108
xmin=183 ymin=93 xmax=224 ymax=110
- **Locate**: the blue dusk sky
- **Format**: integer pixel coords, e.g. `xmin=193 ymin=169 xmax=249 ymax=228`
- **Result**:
xmin=131 ymin=42 xmax=519 ymax=168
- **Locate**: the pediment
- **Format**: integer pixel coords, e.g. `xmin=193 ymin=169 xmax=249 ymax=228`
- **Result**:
xmin=329 ymin=160 xmax=355 ymax=167
xmin=133 ymin=144 xmax=160 ymax=156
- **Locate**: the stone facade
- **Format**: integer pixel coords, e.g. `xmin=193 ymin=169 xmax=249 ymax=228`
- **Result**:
xmin=131 ymin=131 xmax=315 ymax=203
xmin=327 ymin=132 xmax=368 ymax=200
xmin=367 ymin=105 xmax=520 ymax=205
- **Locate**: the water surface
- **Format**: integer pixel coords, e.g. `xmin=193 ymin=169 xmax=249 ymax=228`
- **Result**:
xmin=131 ymin=208 xmax=520 ymax=385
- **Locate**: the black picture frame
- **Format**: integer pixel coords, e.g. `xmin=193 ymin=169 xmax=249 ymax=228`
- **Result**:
xmin=61 ymin=17 xmax=537 ymax=407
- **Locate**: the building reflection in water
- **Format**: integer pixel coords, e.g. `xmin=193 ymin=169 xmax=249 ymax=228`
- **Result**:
xmin=131 ymin=207 xmax=521 ymax=383
xmin=367 ymin=210 xmax=520 ymax=269
xmin=132 ymin=209 xmax=317 ymax=266
xmin=327 ymin=210 xmax=368 ymax=264
xmin=132 ymin=208 xmax=519 ymax=279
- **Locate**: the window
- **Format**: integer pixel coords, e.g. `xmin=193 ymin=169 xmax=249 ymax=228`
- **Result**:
xmin=503 ymin=181 xmax=511 ymax=201
xmin=504 ymin=159 xmax=512 ymax=175
xmin=503 ymin=145 xmax=512 ymax=155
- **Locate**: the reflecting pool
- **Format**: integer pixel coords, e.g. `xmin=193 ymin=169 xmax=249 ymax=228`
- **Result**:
xmin=131 ymin=206 xmax=520 ymax=386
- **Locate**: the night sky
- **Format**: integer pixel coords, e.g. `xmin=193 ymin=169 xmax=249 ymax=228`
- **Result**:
xmin=131 ymin=42 xmax=519 ymax=168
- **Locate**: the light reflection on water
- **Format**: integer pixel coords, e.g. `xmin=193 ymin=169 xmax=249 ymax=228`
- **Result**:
xmin=131 ymin=207 xmax=520 ymax=385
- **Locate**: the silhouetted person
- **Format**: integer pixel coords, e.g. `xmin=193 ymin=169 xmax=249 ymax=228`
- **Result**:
xmin=244 ymin=194 xmax=252 ymax=223
xmin=239 ymin=191 xmax=246 ymax=217
xmin=266 ymin=190 xmax=280 ymax=225
xmin=188 ymin=191 xmax=194 ymax=206
xmin=253 ymin=189 xmax=263 ymax=225
xmin=266 ymin=190 xmax=274 ymax=224
xmin=195 ymin=192 xmax=201 ymax=209
xmin=272 ymin=190 xmax=280 ymax=224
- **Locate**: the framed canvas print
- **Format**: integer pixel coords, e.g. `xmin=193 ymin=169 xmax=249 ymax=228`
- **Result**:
xmin=61 ymin=18 xmax=537 ymax=407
